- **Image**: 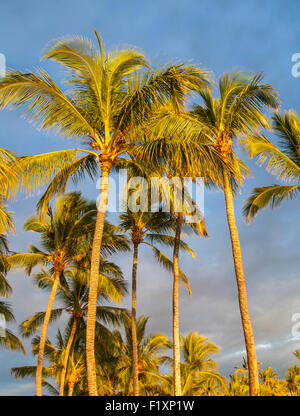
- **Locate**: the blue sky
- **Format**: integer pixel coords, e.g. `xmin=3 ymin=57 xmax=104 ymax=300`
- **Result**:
xmin=0 ymin=0 xmax=299 ymax=395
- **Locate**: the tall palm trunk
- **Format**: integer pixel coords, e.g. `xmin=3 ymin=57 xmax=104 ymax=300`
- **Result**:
xmin=59 ymin=317 xmax=77 ymax=396
xmin=36 ymin=271 xmax=60 ymax=396
xmin=131 ymin=242 xmax=139 ymax=396
xmin=172 ymin=213 xmax=183 ymax=396
xmin=86 ymin=168 xmax=110 ymax=396
xmin=68 ymin=379 xmax=75 ymax=396
xmin=223 ymin=171 xmax=259 ymax=396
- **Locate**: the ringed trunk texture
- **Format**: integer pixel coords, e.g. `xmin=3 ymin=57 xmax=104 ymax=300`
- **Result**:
xmin=36 ymin=271 xmax=60 ymax=396
xmin=59 ymin=317 xmax=77 ymax=396
xmin=86 ymin=169 xmax=110 ymax=396
xmin=223 ymin=171 xmax=260 ymax=396
xmin=131 ymin=243 xmax=139 ymax=396
xmin=68 ymin=380 xmax=75 ymax=397
xmin=172 ymin=213 xmax=183 ymax=396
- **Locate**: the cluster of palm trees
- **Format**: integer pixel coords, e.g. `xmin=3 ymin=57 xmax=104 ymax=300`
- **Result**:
xmin=0 ymin=30 xmax=299 ymax=396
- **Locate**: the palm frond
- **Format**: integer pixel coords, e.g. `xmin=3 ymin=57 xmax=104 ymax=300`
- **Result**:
xmin=243 ymin=133 xmax=300 ymax=182
xmin=19 ymin=308 xmax=63 ymax=338
xmin=0 ymin=69 xmax=94 ymax=137
xmin=243 ymin=184 xmax=300 ymax=222
xmin=36 ymin=154 xmax=98 ymax=216
xmin=272 ymin=111 xmax=300 ymax=165
xmin=145 ymin=233 xmax=196 ymax=258
xmin=152 ymin=246 xmax=192 ymax=296
xmin=7 ymin=149 xmax=79 ymax=199
xmin=7 ymin=252 xmax=47 ymax=275
xmin=0 ymin=328 xmax=25 ymax=354
xmin=0 ymin=300 xmax=15 ymax=322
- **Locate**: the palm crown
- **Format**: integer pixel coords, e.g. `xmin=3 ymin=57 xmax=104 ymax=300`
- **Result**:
xmin=0 ymin=31 xmax=210 ymax=213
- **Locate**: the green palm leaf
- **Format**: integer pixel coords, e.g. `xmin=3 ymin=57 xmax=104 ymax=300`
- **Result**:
xmin=243 ymin=184 xmax=300 ymax=222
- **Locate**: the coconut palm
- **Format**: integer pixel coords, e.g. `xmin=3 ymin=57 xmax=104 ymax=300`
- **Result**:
xmin=162 ymin=331 xmax=226 ymax=396
xmin=19 ymin=262 xmax=128 ymax=395
xmin=258 ymin=366 xmax=287 ymax=395
xmin=170 ymin=213 xmax=208 ymax=396
xmin=7 ymin=192 xmax=98 ymax=395
xmin=102 ymin=315 xmax=170 ymax=395
xmin=0 ymin=234 xmax=25 ymax=354
xmin=0 ymin=299 xmax=25 ymax=354
xmin=13 ymin=316 xmax=169 ymax=396
xmin=12 ymin=330 xmax=81 ymax=396
xmin=284 ymin=350 xmax=300 ymax=396
xmin=119 ymin=209 xmax=195 ymax=395
xmin=0 ymin=234 xmax=11 ymax=297
xmin=243 ymin=111 xmax=300 ymax=221
xmin=179 ymin=332 xmax=226 ymax=395
xmin=0 ymin=148 xmax=19 ymax=235
xmin=148 ymin=72 xmax=279 ymax=395
xmin=0 ymin=31 xmax=210 ymax=394
xmin=259 ymin=366 xmax=279 ymax=386
xmin=285 ymin=365 xmax=300 ymax=396
xmin=228 ymin=374 xmax=249 ymax=396
xmin=135 ymin=135 xmax=211 ymax=395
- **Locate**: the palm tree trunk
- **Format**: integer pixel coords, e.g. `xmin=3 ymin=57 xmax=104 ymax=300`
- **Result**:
xmin=68 ymin=379 xmax=75 ymax=396
xmin=86 ymin=168 xmax=110 ymax=396
xmin=223 ymin=171 xmax=260 ymax=396
xmin=173 ymin=213 xmax=182 ymax=396
xmin=131 ymin=242 xmax=139 ymax=396
xmin=59 ymin=317 xmax=77 ymax=396
xmin=36 ymin=271 xmax=60 ymax=396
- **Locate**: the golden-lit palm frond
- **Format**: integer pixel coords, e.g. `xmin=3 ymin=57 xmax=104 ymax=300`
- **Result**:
xmin=243 ymin=133 xmax=300 ymax=182
xmin=6 ymin=149 xmax=80 ymax=200
xmin=243 ymin=184 xmax=300 ymax=222
xmin=0 ymin=70 xmax=94 ymax=137
xmin=272 ymin=111 xmax=300 ymax=165
xmin=151 ymin=246 xmax=192 ymax=296
xmin=36 ymin=153 xmax=98 ymax=216
xmin=19 ymin=308 xmax=63 ymax=338
xmin=0 ymin=205 xmax=14 ymax=234
xmin=219 ymin=72 xmax=279 ymax=134
xmin=243 ymin=111 xmax=300 ymax=221
xmin=0 ymin=328 xmax=25 ymax=354
xmin=146 ymin=232 xmax=197 ymax=258
xmin=97 ymin=273 xmax=127 ymax=304
xmin=7 ymin=252 xmax=48 ymax=275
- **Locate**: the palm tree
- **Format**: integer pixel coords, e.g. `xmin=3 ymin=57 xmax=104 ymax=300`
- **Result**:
xmin=0 ymin=234 xmax=25 ymax=354
xmin=102 ymin=315 xmax=170 ymax=395
xmin=285 ymin=366 xmax=300 ymax=396
xmin=18 ymin=264 xmax=128 ymax=395
xmin=180 ymin=332 xmax=226 ymax=396
xmin=0 ymin=31 xmax=210 ymax=395
xmin=0 ymin=297 xmax=25 ymax=354
xmin=258 ymin=366 xmax=286 ymax=395
xmin=228 ymin=374 xmax=249 ymax=396
xmin=135 ymin=136 xmax=211 ymax=396
xmin=147 ymin=72 xmax=280 ymax=395
xmin=259 ymin=366 xmax=279 ymax=386
xmin=12 ymin=330 xmax=81 ymax=396
xmin=162 ymin=331 xmax=226 ymax=396
xmin=119 ymin=209 xmax=195 ymax=395
xmin=171 ymin=214 xmax=208 ymax=396
xmin=135 ymin=133 xmax=213 ymax=396
xmin=0 ymin=148 xmax=19 ymax=235
xmin=243 ymin=111 xmax=300 ymax=221
xmin=59 ymin=267 xmax=128 ymax=396
xmin=284 ymin=350 xmax=300 ymax=396
xmin=8 ymin=192 xmax=98 ymax=395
